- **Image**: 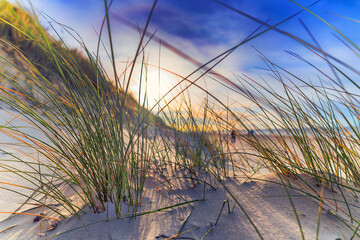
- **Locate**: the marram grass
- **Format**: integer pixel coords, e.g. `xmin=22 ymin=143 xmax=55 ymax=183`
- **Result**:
xmin=0 ymin=0 xmax=360 ymax=239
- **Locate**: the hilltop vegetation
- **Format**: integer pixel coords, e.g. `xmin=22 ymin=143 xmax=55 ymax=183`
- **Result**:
xmin=0 ymin=1 xmax=163 ymax=126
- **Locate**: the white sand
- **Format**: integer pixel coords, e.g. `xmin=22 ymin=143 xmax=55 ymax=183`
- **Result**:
xmin=1 ymin=170 xmax=359 ymax=239
xmin=0 ymin=108 xmax=359 ymax=239
xmin=0 ymin=108 xmax=49 ymax=223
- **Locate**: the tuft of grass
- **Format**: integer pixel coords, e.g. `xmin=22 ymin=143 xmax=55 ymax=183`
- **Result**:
xmin=0 ymin=0 xmax=166 ymax=220
xmin=1 ymin=0 xmax=360 ymax=239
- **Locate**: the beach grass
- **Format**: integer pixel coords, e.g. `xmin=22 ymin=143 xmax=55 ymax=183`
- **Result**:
xmin=0 ymin=0 xmax=360 ymax=239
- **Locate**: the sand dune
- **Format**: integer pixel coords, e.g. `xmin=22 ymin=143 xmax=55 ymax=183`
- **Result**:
xmin=0 ymin=163 xmax=358 ymax=239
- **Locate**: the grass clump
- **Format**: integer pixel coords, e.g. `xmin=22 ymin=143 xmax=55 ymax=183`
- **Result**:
xmin=0 ymin=0 xmax=165 ymax=220
xmin=1 ymin=0 xmax=360 ymax=239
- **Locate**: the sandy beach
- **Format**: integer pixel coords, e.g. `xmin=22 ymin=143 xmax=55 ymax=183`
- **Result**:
xmin=1 ymin=171 xmax=358 ymax=239
xmin=0 ymin=108 xmax=358 ymax=239
xmin=1 ymin=1 xmax=360 ymax=239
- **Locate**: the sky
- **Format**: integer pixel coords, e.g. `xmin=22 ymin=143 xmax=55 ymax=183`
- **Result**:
xmin=10 ymin=0 xmax=360 ymax=111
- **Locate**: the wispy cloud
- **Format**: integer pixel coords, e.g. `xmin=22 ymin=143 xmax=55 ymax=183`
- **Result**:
xmin=10 ymin=0 xmax=360 ymax=108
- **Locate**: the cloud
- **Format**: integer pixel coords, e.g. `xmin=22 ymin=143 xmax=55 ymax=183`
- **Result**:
xmin=12 ymin=0 xmax=360 ymax=110
xmin=111 ymin=0 xmax=253 ymax=46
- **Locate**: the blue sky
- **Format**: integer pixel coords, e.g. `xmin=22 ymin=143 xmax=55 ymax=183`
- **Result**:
xmin=11 ymin=0 xmax=360 ymax=108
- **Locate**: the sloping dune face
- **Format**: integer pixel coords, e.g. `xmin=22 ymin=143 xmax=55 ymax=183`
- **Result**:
xmin=0 ymin=46 xmax=51 ymax=222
